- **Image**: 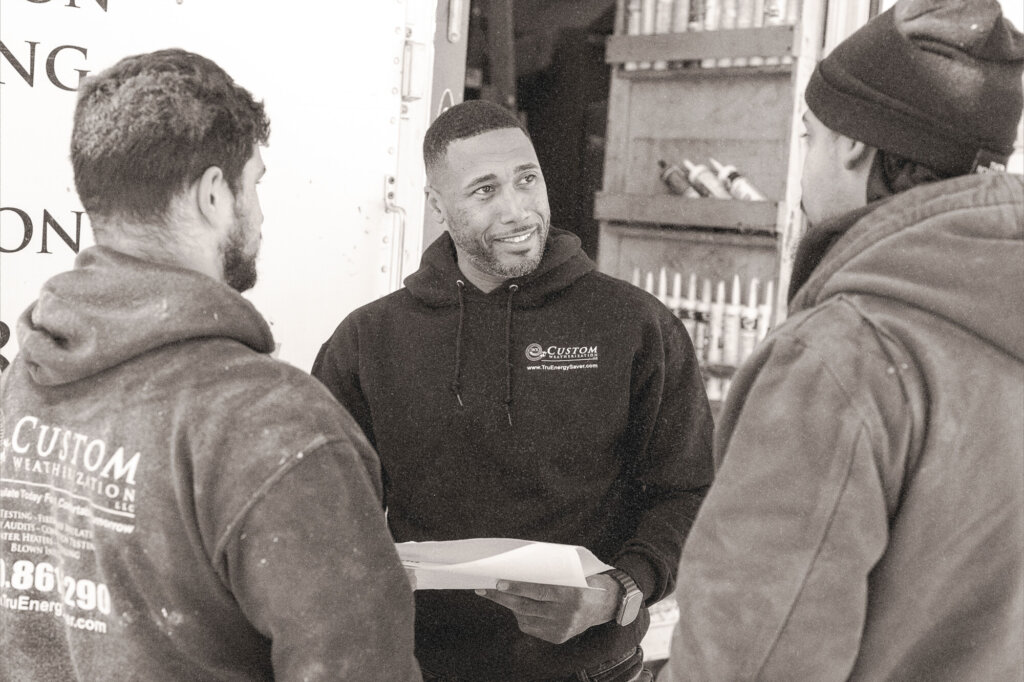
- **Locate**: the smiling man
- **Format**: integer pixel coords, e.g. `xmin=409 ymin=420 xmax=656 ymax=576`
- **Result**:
xmin=435 ymin=125 xmax=549 ymax=285
xmin=312 ymin=100 xmax=714 ymax=681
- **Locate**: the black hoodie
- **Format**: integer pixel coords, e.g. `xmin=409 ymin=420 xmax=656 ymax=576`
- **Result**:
xmin=312 ymin=228 xmax=713 ymax=679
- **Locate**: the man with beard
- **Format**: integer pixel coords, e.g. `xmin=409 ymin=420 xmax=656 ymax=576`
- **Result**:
xmin=659 ymin=0 xmax=1024 ymax=680
xmin=0 ymin=49 xmax=420 ymax=681
xmin=312 ymin=100 xmax=714 ymax=681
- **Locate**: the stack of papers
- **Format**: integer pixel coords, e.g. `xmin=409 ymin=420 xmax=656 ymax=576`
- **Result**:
xmin=396 ymin=538 xmax=613 ymax=590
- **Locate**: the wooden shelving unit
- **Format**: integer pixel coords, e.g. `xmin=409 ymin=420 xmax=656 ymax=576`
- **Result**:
xmin=615 ymin=63 xmax=792 ymax=81
xmin=594 ymin=193 xmax=778 ymax=231
xmin=605 ymin=23 xmax=796 ymax=63
xmin=596 ymin=0 xmax=827 ymax=389
xmin=608 ymin=2 xmax=863 ymax=662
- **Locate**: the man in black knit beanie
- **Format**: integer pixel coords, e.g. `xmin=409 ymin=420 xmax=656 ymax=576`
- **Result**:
xmin=660 ymin=0 xmax=1024 ymax=680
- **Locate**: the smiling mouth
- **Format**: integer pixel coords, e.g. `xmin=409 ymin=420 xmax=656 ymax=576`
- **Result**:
xmin=494 ymin=227 xmax=536 ymax=244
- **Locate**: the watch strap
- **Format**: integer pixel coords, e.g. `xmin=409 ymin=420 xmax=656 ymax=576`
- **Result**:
xmin=606 ymin=568 xmax=643 ymax=626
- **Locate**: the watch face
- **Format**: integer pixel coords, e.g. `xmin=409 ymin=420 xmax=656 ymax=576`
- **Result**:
xmin=619 ymin=591 xmax=643 ymax=625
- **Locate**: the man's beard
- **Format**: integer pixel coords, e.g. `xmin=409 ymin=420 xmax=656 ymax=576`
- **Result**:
xmin=221 ymin=204 xmax=258 ymax=293
xmin=449 ymin=219 xmax=549 ymax=280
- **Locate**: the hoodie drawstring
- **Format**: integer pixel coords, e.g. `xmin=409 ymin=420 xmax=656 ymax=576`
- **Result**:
xmin=449 ymin=280 xmax=518 ymax=427
xmin=504 ymin=284 xmax=519 ymax=427
xmin=451 ymin=280 xmax=466 ymax=407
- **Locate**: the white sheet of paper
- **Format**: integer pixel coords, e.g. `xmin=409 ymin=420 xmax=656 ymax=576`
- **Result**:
xmin=396 ymin=538 xmax=614 ymax=590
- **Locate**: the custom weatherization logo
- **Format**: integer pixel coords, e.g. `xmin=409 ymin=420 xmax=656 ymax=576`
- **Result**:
xmin=524 ymin=342 xmax=598 ymax=371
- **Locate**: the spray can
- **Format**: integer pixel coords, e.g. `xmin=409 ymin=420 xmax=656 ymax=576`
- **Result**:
xmin=733 ymin=0 xmax=756 ymax=66
xmin=705 ymin=280 xmax=726 ymax=400
xmin=669 ymin=0 xmax=692 ymax=68
xmin=654 ymin=0 xmax=674 ymax=70
xmin=683 ymin=159 xmax=732 ymax=199
xmin=785 ymin=0 xmax=800 ymax=23
xmin=721 ymin=275 xmax=743 ymax=396
xmin=689 ymin=0 xmax=706 ymax=30
xmin=640 ymin=0 xmax=657 ymax=69
xmin=693 ymin=278 xmax=712 ymax=363
xmin=679 ymin=272 xmax=698 ymax=338
xmin=669 ymin=271 xmax=682 ymax=319
xmin=757 ymin=279 xmax=774 ymax=342
xmin=684 ymin=0 xmax=706 ymax=70
xmin=626 ymin=0 xmax=643 ymax=71
xmin=739 ymin=277 xmax=759 ymax=361
xmin=659 ymin=160 xmax=701 ymax=197
xmin=681 ymin=273 xmax=698 ymax=337
xmin=763 ymin=0 xmax=785 ymax=25
xmin=701 ymin=0 xmax=721 ymax=68
xmin=703 ymin=0 xmax=721 ymax=31
xmin=748 ymin=0 xmax=765 ymax=65
xmin=763 ymin=0 xmax=785 ymax=65
xmin=717 ymin=0 xmax=738 ymax=67
xmin=657 ymin=266 xmax=670 ymax=307
xmin=709 ymin=158 xmax=768 ymax=201
xmin=722 ymin=275 xmax=742 ymax=367
xmin=672 ymin=0 xmax=692 ymax=32
xmin=782 ymin=0 xmax=800 ymax=64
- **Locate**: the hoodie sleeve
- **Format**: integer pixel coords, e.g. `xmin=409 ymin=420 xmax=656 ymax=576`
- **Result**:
xmin=221 ymin=439 xmax=420 ymax=681
xmin=613 ymin=308 xmax=715 ymax=604
xmin=311 ymin=318 xmax=377 ymax=448
xmin=659 ymin=320 xmax=911 ymax=681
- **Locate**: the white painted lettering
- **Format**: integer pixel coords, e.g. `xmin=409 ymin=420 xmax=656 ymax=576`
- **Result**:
xmin=11 ymin=416 xmax=38 ymax=454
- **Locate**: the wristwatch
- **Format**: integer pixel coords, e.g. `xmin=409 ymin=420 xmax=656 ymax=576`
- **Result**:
xmin=605 ymin=568 xmax=643 ymax=626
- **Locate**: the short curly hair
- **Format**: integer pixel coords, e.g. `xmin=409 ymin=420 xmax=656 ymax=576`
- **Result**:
xmin=422 ymin=100 xmax=528 ymax=175
xmin=71 ymin=48 xmax=270 ymax=225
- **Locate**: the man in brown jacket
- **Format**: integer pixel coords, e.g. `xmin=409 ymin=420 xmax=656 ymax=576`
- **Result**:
xmin=660 ymin=0 xmax=1024 ymax=679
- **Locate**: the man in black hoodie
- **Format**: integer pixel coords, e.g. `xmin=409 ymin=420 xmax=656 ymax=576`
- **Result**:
xmin=312 ymin=100 xmax=714 ymax=681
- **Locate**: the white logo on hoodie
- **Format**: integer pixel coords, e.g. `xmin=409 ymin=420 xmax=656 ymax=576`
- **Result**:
xmin=524 ymin=343 xmax=599 ymax=370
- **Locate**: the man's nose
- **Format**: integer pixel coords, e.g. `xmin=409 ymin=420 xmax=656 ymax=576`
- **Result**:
xmin=498 ymin=186 xmax=530 ymax=224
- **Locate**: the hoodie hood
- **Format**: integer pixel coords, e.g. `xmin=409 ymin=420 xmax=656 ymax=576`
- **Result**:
xmin=790 ymin=172 xmax=1024 ymax=361
xmin=401 ymin=227 xmax=594 ymax=425
xmin=16 ymin=246 xmax=274 ymax=386
xmin=404 ymin=227 xmax=595 ymax=305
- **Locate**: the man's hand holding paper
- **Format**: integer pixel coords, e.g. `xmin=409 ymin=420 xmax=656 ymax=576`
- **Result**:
xmin=396 ymin=538 xmax=623 ymax=644
xmin=475 ymin=573 xmax=623 ymax=644
xmin=396 ymin=538 xmax=613 ymax=590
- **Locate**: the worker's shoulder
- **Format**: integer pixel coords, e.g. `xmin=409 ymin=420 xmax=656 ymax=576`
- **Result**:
xmin=167 ymin=337 xmax=342 ymax=417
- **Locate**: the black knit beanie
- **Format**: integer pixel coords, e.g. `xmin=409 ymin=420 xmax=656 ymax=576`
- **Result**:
xmin=805 ymin=0 xmax=1024 ymax=176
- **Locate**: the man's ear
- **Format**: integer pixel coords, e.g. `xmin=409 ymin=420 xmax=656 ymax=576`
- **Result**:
xmin=195 ymin=165 xmax=233 ymax=227
xmin=840 ymin=137 xmax=876 ymax=172
xmin=425 ymin=186 xmax=446 ymax=225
